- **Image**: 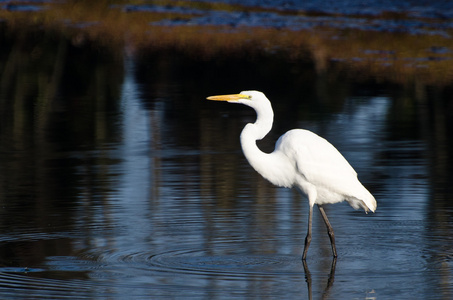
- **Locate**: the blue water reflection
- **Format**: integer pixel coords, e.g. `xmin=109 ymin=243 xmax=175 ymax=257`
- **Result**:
xmin=70 ymin=57 xmax=448 ymax=298
xmin=0 ymin=48 xmax=452 ymax=299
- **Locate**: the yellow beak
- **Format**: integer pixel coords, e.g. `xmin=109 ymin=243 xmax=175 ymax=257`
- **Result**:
xmin=206 ymin=94 xmax=249 ymax=101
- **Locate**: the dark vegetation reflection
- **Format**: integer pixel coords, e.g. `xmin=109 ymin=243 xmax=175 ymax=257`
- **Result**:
xmin=0 ymin=19 xmax=452 ymax=298
xmin=0 ymin=26 xmax=123 ymax=277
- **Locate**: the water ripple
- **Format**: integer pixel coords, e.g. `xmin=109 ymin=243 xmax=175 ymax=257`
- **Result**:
xmin=148 ymin=249 xmax=304 ymax=277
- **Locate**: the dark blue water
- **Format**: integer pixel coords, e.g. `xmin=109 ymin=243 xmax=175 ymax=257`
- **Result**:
xmin=0 ymin=51 xmax=451 ymax=298
xmin=0 ymin=2 xmax=452 ymax=299
xmin=193 ymin=0 xmax=453 ymax=17
xmin=134 ymin=0 xmax=453 ymax=36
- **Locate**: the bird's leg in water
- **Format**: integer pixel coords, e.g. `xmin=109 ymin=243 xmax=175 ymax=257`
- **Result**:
xmin=302 ymin=206 xmax=313 ymax=260
xmin=302 ymin=258 xmax=337 ymax=300
xmin=318 ymin=205 xmax=337 ymax=258
xmin=302 ymin=260 xmax=312 ymax=300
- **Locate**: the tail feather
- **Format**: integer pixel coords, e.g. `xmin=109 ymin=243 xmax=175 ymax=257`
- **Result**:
xmin=362 ymin=186 xmax=377 ymax=212
xmin=348 ymin=186 xmax=376 ymax=213
xmin=362 ymin=195 xmax=377 ymax=213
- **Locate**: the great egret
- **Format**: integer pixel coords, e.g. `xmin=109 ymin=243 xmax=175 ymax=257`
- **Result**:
xmin=207 ymin=91 xmax=376 ymax=260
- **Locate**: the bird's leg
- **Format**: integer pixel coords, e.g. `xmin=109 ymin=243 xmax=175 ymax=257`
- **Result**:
xmin=318 ymin=205 xmax=337 ymax=258
xmin=302 ymin=259 xmax=312 ymax=300
xmin=321 ymin=258 xmax=337 ymax=300
xmin=302 ymin=205 xmax=313 ymax=260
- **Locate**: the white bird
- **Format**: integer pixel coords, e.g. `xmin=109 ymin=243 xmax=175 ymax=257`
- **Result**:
xmin=207 ymin=90 xmax=376 ymax=260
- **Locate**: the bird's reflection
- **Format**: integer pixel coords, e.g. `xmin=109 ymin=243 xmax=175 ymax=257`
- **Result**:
xmin=303 ymin=258 xmax=337 ymax=300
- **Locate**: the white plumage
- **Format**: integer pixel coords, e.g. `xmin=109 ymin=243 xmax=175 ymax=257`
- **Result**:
xmin=207 ymin=90 xmax=376 ymax=260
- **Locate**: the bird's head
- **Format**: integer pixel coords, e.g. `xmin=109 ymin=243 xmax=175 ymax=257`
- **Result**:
xmin=206 ymin=90 xmax=268 ymax=108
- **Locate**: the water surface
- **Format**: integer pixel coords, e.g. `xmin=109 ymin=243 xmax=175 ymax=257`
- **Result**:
xmin=0 ymin=3 xmax=452 ymax=299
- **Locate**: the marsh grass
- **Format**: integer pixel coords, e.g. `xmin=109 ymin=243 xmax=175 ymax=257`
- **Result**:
xmin=1 ymin=0 xmax=453 ymax=84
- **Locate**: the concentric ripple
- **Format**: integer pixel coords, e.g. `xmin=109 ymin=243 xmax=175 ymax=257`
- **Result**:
xmin=147 ymin=249 xmax=304 ymax=277
xmin=0 ymin=247 xmax=309 ymax=298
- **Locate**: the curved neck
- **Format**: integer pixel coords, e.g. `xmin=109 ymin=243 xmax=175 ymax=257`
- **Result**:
xmin=246 ymin=100 xmax=274 ymax=140
xmin=239 ymin=99 xmax=274 ymax=165
xmin=239 ymin=103 xmax=292 ymax=188
xmin=240 ymin=122 xmax=271 ymax=179
xmin=240 ymin=100 xmax=273 ymax=155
